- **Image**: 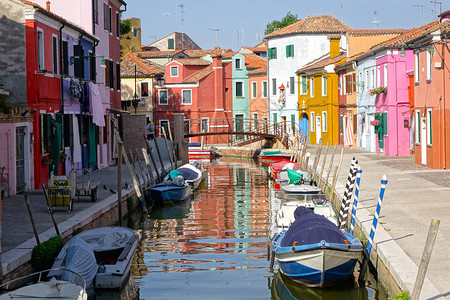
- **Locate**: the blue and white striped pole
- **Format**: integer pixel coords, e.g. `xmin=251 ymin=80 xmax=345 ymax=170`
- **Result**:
xmin=366 ymin=175 xmax=388 ymax=256
xmin=349 ymin=166 xmax=362 ymax=236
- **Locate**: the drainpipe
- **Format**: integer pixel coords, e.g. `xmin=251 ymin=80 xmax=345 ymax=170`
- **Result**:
xmin=59 ymin=22 xmax=66 ymax=174
xmin=442 ymin=42 xmax=446 ymax=169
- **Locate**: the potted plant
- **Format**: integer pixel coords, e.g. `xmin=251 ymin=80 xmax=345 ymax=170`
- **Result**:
xmin=42 ymin=156 xmax=52 ymax=166
xmin=60 ymin=152 xmax=68 ymax=162
xmin=369 ymin=86 xmax=387 ymax=96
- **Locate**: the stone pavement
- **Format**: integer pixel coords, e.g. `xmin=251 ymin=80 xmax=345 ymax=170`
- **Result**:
xmin=306 ymin=145 xmax=450 ymax=299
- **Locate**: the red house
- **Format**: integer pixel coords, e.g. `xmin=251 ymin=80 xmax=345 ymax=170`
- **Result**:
xmin=155 ymin=55 xmax=233 ymax=144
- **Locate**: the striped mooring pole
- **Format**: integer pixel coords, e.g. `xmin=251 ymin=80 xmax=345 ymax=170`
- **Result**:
xmin=349 ymin=166 xmax=362 ymax=236
xmin=338 ymin=158 xmax=358 ymax=229
xmin=366 ymin=175 xmax=388 ymax=256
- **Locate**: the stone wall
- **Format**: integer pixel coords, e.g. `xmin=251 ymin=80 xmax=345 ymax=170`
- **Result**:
xmin=0 ymin=0 xmax=27 ymax=106
xmin=122 ymin=114 xmax=147 ymax=152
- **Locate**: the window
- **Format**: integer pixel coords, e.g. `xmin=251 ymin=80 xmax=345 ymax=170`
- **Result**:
xmin=339 ymin=75 xmax=343 ymax=95
xmin=62 ymin=41 xmax=69 ymax=75
xmin=415 ymin=110 xmax=420 ymax=143
xmin=359 ymin=72 xmax=363 ymax=93
xmin=286 ymin=44 xmax=294 ymax=58
xmin=116 ymin=62 xmax=120 ymax=90
xmin=253 ymin=113 xmax=258 ymax=129
xmin=182 ymin=89 xmax=192 ymax=104
xmin=103 ymin=3 xmax=109 ymax=31
xmin=384 ymin=64 xmax=388 ymax=87
xmin=105 ymin=59 xmax=110 ymax=86
xmin=377 ymin=66 xmax=380 ymax=87
xmin=427 ymin=109 xmax=432 ymax=145
xmin=273 ymin=112 xmax=277 ymax=125
xmin=268 ymin=47 xmax=277 ymax=59
xmin=89 ymin=50 xmax=96 ymax=81
xmin=235 ymin=81 xmax=244 ymax=97
xmin=251 ymin=82 xmax=257 ymax=98
xmin=415 ymin=52 xmax=420 ymax=83
xmin=371 ymin=69 xmax=375 ymax=88
xmin=159 ymin=120 xmax=169 ymax=135
xmin=299 ymin=75 xmax=307 ymax=95
xmin=115 ymin=12 xmax=119 ymax=37
xmin=235 ymin=58 xmax=242 ymax=69
xmin=322 ymin=111 xmax=327 ymax=132
xmin=159 ymin=90 xmax=168 ymax=105
xmin=168 ymin=38 xmax=174 ymax=49
xmin=74 ymin=44 xmax=84 ymax=79
xmin=366 ymin=70 xmax=369 ymax=91
xmin=140 ymin=82 xmax=149 ymax=97
xmin=201 ymin=118 xmax=209 ymax=132
xmin=310 ymin=111 xmax=315 ymax=132
xmin=426 ymin=49 xmax=432 ymax=81
xmin=37 ymin=29 xmax=44 ymax=71
xmin=170 ymin=66 xmax=178 ymax=77
xmin=52 ymin=35 xmax=58 ymax=74
xmin=109 ymin=59 xmax=114 ymax=89
xmin=262 ymin=81 xmax=267 ymax=98
xmin=272 ymin=78 xmax=276 ymax=95
xmin=109 ymin=6 xmax=112 ymax=33
xmin=291 ymin=114 xmax=295 ymax=132
xmin=133 ymin=28 xmax=138 ymax=38
xmin=345 ymin=74 xmax=353 ymax=95
xmin=310 ymin=77 xmax=314 ymax=97
xmin=290 ymin=76 xmax=295 ymax=94
xmin=321 ymin=75 xmax=327 ymax=96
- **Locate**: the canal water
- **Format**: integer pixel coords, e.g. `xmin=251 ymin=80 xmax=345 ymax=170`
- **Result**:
xmin=127 ymin=157 xmax=387 ymax=300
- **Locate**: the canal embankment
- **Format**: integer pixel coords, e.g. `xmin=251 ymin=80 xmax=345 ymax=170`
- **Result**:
xmin=217 ymin=145 xmax=447 ymax=299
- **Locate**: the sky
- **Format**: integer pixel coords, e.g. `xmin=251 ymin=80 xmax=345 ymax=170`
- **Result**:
xmin=122 ymin=0 xmax=449 ymax=51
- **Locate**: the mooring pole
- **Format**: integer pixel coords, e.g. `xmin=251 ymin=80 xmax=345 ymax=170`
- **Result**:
xmin=411 ymin=219 xmax=440 ymax=300
xmin=24 ymin=195 xmax=40 ymax=245
xmin=41 ymin=185 xmax=60 ymax=237
xmin=144 ymin=136 xmax=161 ymax=183
xmin=162 ymin=127 xmax=175 ymax=170
xmin=338 ymin=158 xmax=357 ymax=229
xmin=349 ymin=166 xmax=362 ymax=236
xmin=318 ymin=141 xmax=330 ymax=190
xmin=117 ymin=141 xmax=123 ymax=226
xmin=324 ymin=144 xmax=337 ymax=189
xmin=366 ymin=175 xmax=388 ymax=256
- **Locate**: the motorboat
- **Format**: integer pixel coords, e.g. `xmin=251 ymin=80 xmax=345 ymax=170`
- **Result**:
xmin=175 ymin=161 xmax=205 ymax=190
xmin=281 ymin=184 xmax=322 ymax=195
xmin=149 ymin=170 xmax=192 ymax=206
xmin=269 ymin=160 xmax=300 ymax=180
xmin=277 ymin=169 xmax=312 ymax=185
xmin=0 ymin=269 xmax=88 ymax=300
xmin=257 ymin=150 xmax=292 ymax=168
xmin=51 ymin=227 xmax=139 ymax=289
xmin=270 ymin=207 xmax=363 ymax=288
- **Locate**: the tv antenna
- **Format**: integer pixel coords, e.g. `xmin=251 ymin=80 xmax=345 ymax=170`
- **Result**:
xmin=430 ymin=1 xmax=442 ymax=20
xmin=161 ymin=13 xmax=170 ymax=34
xmin=412 ymin=5 xmax=424 ymax=25
xmin=255 ymin=33 xmax=262 ymax=41
xmin=208 ymin=28 xmax=221 ymax=47
xmin=178 ymin=4 xmax=184 ymax=48
xmin=372 ymin=10 xmax=380 ymax=28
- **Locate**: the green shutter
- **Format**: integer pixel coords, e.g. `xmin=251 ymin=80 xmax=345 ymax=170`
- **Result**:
xmin=268 ymin=48 xmax=272 ymax=60
xmin=274 ymin=47 xmax=277 ymax=59
xmin=290 ymin=45 xmax=294 ymax=57
xmin=273 ymin=113 xmax=277 ymax=124
xmin=286 ymin=45 xmax=290 ymax=57
xmin=382 ymin=112 xmax=388 ymax=135
xmin=168 ymin=38 xmax=174 ymax=49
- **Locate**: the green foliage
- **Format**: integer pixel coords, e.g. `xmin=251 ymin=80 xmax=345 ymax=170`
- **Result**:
xmin=31 ymin=236 xmax=63 ymax=270
xmin=265 ymin=12 xmax=299 ymax=35
xmin=120 ymin=19 xmax=132 ymax=37
xmin=390 ymin=291 xmax=410 ymax=300
xmin=72 ymin=228 xmax=82 ymax=236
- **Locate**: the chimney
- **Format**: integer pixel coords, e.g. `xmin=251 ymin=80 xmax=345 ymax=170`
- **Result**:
xmin=328 ymin=34 xmax=341 ymax=58
xmin=46 ymin=0 xmax=50 ymax=11
xmin=212 ymin=55 xmax=225 ymax=118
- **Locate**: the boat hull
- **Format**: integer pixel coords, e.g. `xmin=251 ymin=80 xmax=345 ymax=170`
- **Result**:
xmin=148 ymin=184 xmax=191 ymax=205
xmin=257 ymin=154 xmax=291 ymax=168
xmin=271 ymin=232 xmax=362 ymax=288
xmin=281 ymin=184 xmax=322 ymax=194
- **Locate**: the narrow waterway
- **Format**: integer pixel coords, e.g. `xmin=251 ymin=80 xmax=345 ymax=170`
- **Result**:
xmin=128 ymin=157 xmax=387 ymax=299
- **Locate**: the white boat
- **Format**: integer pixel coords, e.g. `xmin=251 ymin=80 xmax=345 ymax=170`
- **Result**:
xmin=176 ymin=162 xmax=205 ymax=190
xmin=275 ymin=194 xmax=337 ymax=234
xmin=277 ymin=169 xmax=312 ymax=185
xmin=281 ymin=184 xmax=321 ymax=194
xmin=52 ymin=227 xmax=139 ymax=289
xmin=0 ymin=269 xmax=88 ymax=300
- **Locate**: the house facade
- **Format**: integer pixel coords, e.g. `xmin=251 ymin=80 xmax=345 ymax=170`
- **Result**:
xmin=265 ymin=15 xmax=349 ymax=135
xmin=248 ymin=66 xmax=268 ymax=131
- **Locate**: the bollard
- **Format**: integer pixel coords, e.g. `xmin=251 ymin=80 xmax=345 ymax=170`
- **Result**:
xmin=338 ymin=158 xmax=357 ymax=229
xmin=349 ymin=166 xmax=362 ymax=236
xmin=411 ymin=219 xmax=440 ymax=300
xmin=366 ymin=175 xmax=388 ymax=256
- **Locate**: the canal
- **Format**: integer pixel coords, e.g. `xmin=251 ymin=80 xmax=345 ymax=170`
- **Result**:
xmin=126 ymin=157 xmax=388 ymax=299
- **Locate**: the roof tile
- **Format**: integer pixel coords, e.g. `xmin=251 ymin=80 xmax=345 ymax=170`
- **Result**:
xmin=121 ymin=53 xmax=164 ymax=77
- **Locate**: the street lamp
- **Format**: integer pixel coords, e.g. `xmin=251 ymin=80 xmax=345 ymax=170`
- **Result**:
xmin=132 ymin=92 xmax=139 ymax=113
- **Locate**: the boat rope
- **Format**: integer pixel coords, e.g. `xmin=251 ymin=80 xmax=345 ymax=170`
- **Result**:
xmin=349 ymin=166 xmax=362 ymax=236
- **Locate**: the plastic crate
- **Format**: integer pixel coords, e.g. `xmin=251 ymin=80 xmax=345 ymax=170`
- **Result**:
xmin=47 ymin=186 xmax=71 ymax=208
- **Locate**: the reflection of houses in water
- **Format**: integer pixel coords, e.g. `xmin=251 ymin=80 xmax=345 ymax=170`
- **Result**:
xmin=233 ymin=165 xmax=251 ymax=253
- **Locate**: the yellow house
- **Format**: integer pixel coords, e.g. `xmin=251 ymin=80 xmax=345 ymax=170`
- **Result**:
xmin=120 ymin=17 xmax=142 ymax=58
xmin=120 ymin=53 xmax=164 ymax=120
xmin=297 ymin=38 xmax=346 ymax=145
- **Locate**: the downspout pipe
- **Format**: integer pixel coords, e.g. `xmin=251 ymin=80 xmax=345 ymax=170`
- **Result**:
xmin=59 ymin=22 xmax=66 ymax=174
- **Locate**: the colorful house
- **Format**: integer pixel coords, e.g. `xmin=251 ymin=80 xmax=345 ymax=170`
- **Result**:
xmin=406 ymin=15 xmax=450 ymax=168
xmin=248 ymin=66 xmax=268 ymax=130
xmin=297 ymin=36 xmax=345 ymax=146
xmin=265 ymin=15 xmax=350 ymax=136
xmin=154 ymin=55 xmax=233 ymax=144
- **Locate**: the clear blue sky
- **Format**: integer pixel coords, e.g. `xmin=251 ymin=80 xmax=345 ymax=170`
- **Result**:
xmin=122 ymin=0 xmax=447 ymax=51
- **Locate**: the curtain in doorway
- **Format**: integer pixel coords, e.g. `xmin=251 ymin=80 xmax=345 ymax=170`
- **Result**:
xmin=344 ymin=116 xmax=353 ymax=147
xmin=88 ymin=123 xmax=97 ymax=167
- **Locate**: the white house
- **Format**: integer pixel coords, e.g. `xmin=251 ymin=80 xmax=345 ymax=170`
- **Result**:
xmin=265 ymin=15 xmax=349 ymax=135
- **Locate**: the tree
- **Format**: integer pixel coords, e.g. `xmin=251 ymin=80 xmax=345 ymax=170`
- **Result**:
xmin=120 ymin=19 xmax=132 ymax=38
xmin=265 ymin=12 xmax=299 ymax=35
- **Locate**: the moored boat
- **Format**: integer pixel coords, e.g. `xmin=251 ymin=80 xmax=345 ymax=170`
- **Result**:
xmin=257 ymin=150 xmax=292 ymax=168
xmin=51 ymin=227 xmax=139 ymax=289
xmin=269 ymin=160 xmax=300 ymax=180
xmin=176 ymin=161 xmax=205 ymax=190
xmin=277 ymin=169 xmax=312 ymax=185
xmin=281 ymin=184 xmax=322 ymax=195
xmin=0 ymin=269 xmax=88 ymax=300
xmin=270 ymin=207 xmax=363 ymax=287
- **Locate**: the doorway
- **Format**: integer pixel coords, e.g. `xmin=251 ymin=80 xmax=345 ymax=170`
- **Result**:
xmin=15 ymin=127 xmax=26 ymax=194
xmin=421 ymin=117 xmax=427 ymax=165
xmin=315 ymin=115 xmax=321 ymax=144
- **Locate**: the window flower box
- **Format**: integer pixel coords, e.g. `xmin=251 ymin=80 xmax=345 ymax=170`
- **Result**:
xmin=370 ymin=119 xmax=380 ymax=126
xmin=369 ymin=86 xmax=387 ymax=96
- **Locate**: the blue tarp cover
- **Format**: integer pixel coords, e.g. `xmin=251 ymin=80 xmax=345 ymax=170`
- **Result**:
xmin=280 ymin=207 xmax=347 ymax=247
xmin=177 ymin=167 xmax=199 ymax=181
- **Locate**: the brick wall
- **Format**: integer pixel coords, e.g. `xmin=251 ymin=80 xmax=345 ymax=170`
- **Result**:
xmin=122 ymin=114 xmax=147 ymax=153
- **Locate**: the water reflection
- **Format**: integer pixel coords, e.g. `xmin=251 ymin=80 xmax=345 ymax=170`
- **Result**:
xmin=130 ymin=158 xmax=384 ymax=299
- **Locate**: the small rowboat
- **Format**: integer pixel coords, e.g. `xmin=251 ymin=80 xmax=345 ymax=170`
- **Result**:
xmin=269 ymin=160 xmax=300 ymax=180
xmin=257 ymin=150 xmax=292 ymax=168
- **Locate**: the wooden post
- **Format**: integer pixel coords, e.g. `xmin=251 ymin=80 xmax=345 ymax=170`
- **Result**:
xmin=304 ymin=153 xmax=311 ymax=171
xmin=153 ymin=137 xmax=166 ymax=175
xmin=290 ymin=135 xmax=297 ymax=161
xmin=329 ymin=148 xmax=344 ymax=201
xmin=325 ymin=144 xmax=338 ymax=190
xmin=144 ymin=136 xmax=161 ymax=183
xmin=41 ymin=185 xmax=60 ymax=237
xmin=135 ymin=148 xmax=148 ymax=186
xmin=117 ymin=142 xmax=123 ymax=226
xmin=319 ymin=141 xmax=330 ymax=190
xmin=24 ymin=195 xmax=40 ymax=245
xmin=411 ymin=219 xmax=441 ymax=300
xmin=312 ymin=140 xmax=323 ymax=183
xmin=141 ymin=148 xmax=155 ymax=185
xmin=167 ymin=121 xmax=177 ymax=168
xmin=162 ymin=127 xmax=175 ymax=170
xmin=126 ymin=149 xmax=142 ymax=187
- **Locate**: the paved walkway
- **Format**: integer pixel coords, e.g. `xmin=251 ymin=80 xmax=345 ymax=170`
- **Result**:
xmin=306 ymin=145 xmax=449 ymax=299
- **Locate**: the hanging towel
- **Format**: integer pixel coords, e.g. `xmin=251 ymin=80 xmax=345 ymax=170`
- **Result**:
xmin=72 ymin=115 xmax=82 ymax=163
xmin=89 ymin=82 xmax=105 ymax=127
